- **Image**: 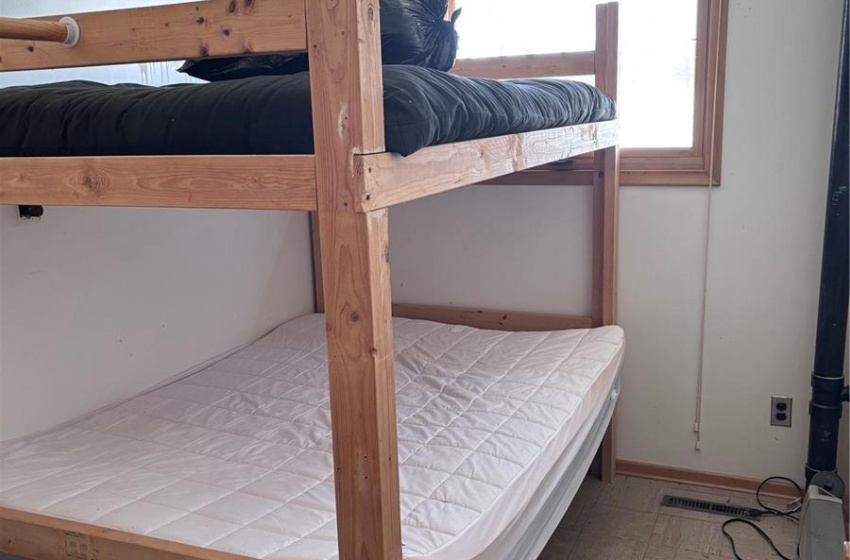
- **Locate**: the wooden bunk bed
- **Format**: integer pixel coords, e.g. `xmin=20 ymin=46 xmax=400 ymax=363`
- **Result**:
xmin=0 ymin=1 xmax=621 ymax=559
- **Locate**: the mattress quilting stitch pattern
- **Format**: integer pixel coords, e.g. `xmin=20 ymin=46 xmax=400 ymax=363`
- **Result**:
xmin=0 ymin=314 xmax=624 ymax=559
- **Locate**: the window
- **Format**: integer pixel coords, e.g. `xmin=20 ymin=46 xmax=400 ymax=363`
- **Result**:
xmin=449 ymin=0 xmax=728 ymax=186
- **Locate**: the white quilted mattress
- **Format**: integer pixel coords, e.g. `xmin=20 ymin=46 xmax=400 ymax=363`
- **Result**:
xmin=0 ymin=314 xmax=624 ymax=560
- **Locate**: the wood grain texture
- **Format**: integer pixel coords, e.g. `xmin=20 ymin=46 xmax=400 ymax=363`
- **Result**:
xmin=478 ymin=147 xmax=715 ymax=187
xmin=590 ymin=2 xmax=620 ymax=329
xmin=393 ymin=303 xmax=594 ymax=331
xmin=472 ymin=153 xmax=723 ymax=187
xmin=0 ymin=17 xmax=70 ymax=43
xmin=356 ymin=121 xmax=619 ymax=212
xmin=0 ymin=507 xmax=252 ymax=560
xmin=0 ymin=0 xmax=306 ymax=72
xmin=306 ymin=0 xmax=402 ymax=558
xmin=616 ymin=461 xmax=804 ymax=500
xmin=591 ymin=146 xmax=620 ymax=329
xmin=591 ymin=3 xmax=620 ymax=485
xmin=481 ymin=168 xmax=723 ymax=187
xmin=0 ymin=155 xmax=317 ymax=210
xmin=452 ymin=51 xmax=595 ymax=79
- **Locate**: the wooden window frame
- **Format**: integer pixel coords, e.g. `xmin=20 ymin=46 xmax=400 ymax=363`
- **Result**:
xmin=451 ymin=0 xmax=728 ymax=187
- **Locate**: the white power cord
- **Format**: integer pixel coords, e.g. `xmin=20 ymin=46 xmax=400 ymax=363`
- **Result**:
xmin=694 ymin=0 xmax=725 ymax=451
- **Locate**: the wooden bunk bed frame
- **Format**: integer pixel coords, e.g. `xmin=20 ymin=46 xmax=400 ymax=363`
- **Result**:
xmin=0 ymin=1 xmax=620 ymax=559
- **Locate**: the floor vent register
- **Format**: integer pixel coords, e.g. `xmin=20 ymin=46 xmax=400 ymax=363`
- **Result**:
xmin=660 ymin=495 xmax=763 ymax=519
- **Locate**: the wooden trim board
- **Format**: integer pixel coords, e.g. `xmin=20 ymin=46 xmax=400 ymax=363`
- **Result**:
xmin=0 ymin=155 xmax=317 ymax=211
xmin=693 ymin=0 xmax=728 ymax=184
xmin=356 ymin=121 xmax=619 ymax=212
xmin=0 ymin=0 xmax=307 ymax=72
xmin=616 ymin=460 xmax=804 ymax=500
xmin=393 ymin=303 xmax=593 ymax=331
xmin=0 ymin=506 xmax=250 ymax=560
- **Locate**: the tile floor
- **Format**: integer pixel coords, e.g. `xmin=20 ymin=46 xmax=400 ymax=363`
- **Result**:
xmin=539 ymin=475 xmax=800 ymax=560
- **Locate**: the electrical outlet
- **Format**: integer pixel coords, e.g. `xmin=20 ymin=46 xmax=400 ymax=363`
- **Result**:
xmin=771 ymin=396 xmax=792 ymax=427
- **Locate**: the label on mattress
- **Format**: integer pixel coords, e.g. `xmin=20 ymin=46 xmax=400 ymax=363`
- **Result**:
xmin=64 ymin=532 xmax=92 ymax=559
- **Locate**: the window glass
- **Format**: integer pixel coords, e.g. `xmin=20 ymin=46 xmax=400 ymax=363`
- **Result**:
xmin=454 ymin=0 xmax=699 ymax=148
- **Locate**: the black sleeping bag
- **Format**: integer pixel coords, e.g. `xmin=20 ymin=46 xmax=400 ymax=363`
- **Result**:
xmin=0 ymin=66 xmax=616 ymax=158
xmin=179 ymin=0 xmax=460 ymax=81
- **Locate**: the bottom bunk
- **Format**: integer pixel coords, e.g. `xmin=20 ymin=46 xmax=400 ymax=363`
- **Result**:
xmin=0 ymin=314 xmax=624 ymax=560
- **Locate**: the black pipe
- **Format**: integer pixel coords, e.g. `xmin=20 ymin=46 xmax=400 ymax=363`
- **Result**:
xmin=805 ymin=0 xmax=850 ymax=484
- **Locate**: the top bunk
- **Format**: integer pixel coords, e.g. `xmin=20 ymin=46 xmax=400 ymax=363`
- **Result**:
xmin=0 ymin=0 xmax=620 ymax=212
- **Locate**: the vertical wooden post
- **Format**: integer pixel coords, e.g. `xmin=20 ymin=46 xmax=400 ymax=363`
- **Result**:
xmin=591 ymin=2 xmax=620 ymax=484
xmin=305 ymin=1 xmax=402 ymax=559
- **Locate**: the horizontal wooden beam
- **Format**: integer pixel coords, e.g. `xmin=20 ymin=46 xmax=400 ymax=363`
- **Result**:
xmin=356 ymin=120 xmax=619 ymax=211
xmin=0 ymin=507 xmax=251 ymax=560
xmin=479 ymin=168 xmax=721 ymax=187
xmin=392 ymin=303 xmax=593 ymax=331
xmin=0 ymin=155 xmax=317 ymax=211
xmin=452 ymin=51 xmax=596 ymax=80
xmin=0 ymin=0 xmax=306 ymax=72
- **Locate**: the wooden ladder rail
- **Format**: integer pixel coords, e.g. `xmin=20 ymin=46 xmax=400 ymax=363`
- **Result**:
xmin=0 ymin=16 xmax=77 ymax=45
xmin=306 ymin=0 xmax=402 ymax=559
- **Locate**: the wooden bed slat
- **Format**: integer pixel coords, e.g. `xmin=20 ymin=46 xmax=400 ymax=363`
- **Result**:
xmin=393 ymin=303 xmax=594 ymax=331
xmin=0 ymin=0 xmax=307 ymax=72
xmin=355 ymin=120 xmax=619 ymax=212
xmin=0 ymin=507 xmax=252 ymax=560
xmin=0 ymin=155 xmax=317 ymax=211
xmin=452 ymin=51 xmax=596 ymax=79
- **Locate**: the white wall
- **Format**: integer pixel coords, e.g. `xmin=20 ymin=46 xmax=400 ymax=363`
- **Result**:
xmin=0 ymin=1 xmax=314 ymax=440
xmin=392 ymin=0 xmax=844 ymax=483
xmin=1 ymin=208 xmax=313 ymax=440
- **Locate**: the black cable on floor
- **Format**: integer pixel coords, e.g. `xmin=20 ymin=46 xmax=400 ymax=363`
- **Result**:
xmin=721 ymin=476 xmax=804 ymax=560
xmin=755 ymin=476 xmax=803 ymax=521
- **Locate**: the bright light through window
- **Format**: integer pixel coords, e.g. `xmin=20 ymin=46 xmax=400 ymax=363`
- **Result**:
xmin=454 ymin=0 xmax=699 ymax=148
